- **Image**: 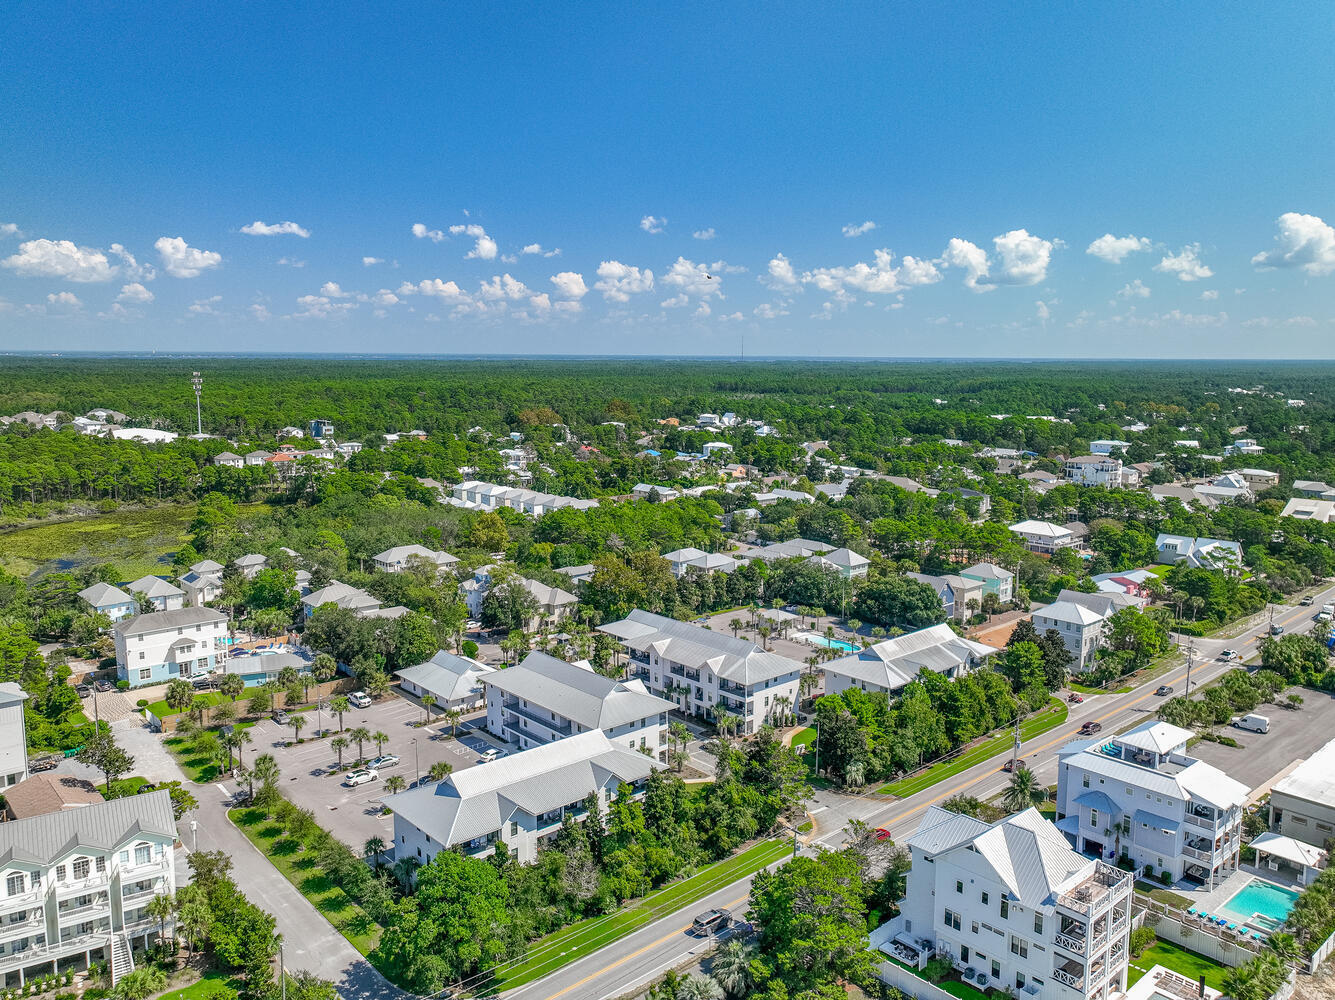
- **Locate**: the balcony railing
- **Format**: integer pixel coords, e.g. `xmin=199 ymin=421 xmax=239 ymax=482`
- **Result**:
xmin=0 ymin=943 xmax=53 ymax=968
xmin=1054 ymin=931 xmax=1085 ymax=955
xmin=120 ymin=883 xmax=161 ymax=902
xmin=0 ymin=913 xmax=45 ymax=938
xmin=1182 ymin=845 xmax=1212 ymax=862
xmin=1052 ymin=968 xmax=1084 ymax=990
xmin=53 ymin=875 xmax=110 ymax=897
xmin=501 ymin=702 xmax=572 ymax=734
xmin=1184 ymin=812 xmax=1216 ymax=830
xmin=56 ymin=897 xmax=110 ymax=921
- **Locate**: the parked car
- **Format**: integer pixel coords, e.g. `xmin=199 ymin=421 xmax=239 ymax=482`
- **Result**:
xmin=465 ymin=619 xmax=482 ymax=631
xmin=29 ymin=754 xmax=60 ymax=773
xmin=1156 ymin=685 xmax=1174 ymax=696
xmin=1301 ymin=595 xmax=1315 ymax=606
xmin=1067 ymin=692 xmax=1084 ymax=704
xmin=479 ymin=747 xmax=506 ymax=762
xmin=272 ymin=710 xmax=291 ymax=725
xmin=1235 ymin=713 xmax=1270 ymax=733
xmin=874 ymin=827 xmax=892 ymax=841
xmin=1317 ymin=611 xmax=1331 ymax=623
xmin=1079 ymin=722 xmax=1103 ymax=735
xmin=343 ymin=769 xmax=378 ymax=787
xmin=690 ymin=908 xmax=732 ymax=937
xmin=1220 ymin=649 xmax=1240 ymax=661
xmin=1270 ymin=624 xmax=1285 ymax=636
xmin=94 ymin=678 xmax=113 ymax=693
xmin=348 ymin=691 xmax=372 ymax=708
xmin=136 ymin=782 xmax=157 ymax=794
xmin=192 ymin=675 xmax=215 ymax=689
xmin=367 ymin=754 xmax=400 ymax=770
xmin=74 ymin=684 xmax=92 ymax=698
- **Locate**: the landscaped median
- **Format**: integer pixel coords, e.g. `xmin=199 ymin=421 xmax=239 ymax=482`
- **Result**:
xmin=877 ymin=699 xmax=1068 ymax=798
xmin=484 ymin=837 xmax=793 ymax=992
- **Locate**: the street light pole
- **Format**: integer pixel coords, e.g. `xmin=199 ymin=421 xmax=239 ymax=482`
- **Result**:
xmin=190 ymin=819 xmax=197 ymax=853
xmin=1184 ymin=640 xmax=1196 ymax=697
xmin=412 ymin=738 xmax=420 ymax=785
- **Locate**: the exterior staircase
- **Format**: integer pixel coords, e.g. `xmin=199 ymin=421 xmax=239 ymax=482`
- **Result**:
xmin=109 ymin=933 xmax=134 ymax=986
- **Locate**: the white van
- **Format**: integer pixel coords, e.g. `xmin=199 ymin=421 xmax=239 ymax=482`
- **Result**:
xmin=1236 ymin=713 xmax=1270 ymax=734
xmin=1322 ymin=603 xmax=1334 ymax=616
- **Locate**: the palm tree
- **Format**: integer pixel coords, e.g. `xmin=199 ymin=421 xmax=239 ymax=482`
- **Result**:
xmin=428 ymin=760 xmax=453 ymax=782
xmin=110 ymin=966 xmax=167 ymax=1000
xmin=330 ymin=695 xmax=349 ymax=731
xmin=384 ymin=774 xmax=407 ymax=795
xmin=392 ymin=856 xmax=421 ymax=891
xmin=1001 ymin=766 xmax=1043 ymax=813
xmin=312 ymin=652 xmax=337 ymax=687
xmin=372 ymin=730 xmax=389 ymax=755
xmin=289 ymin=714 xmax=306 ymax=743
xmin=176 ymin=897 xmax=210 ymax=957
xmin=676 ymin=975 xmax=724 ymax=1000
xmin=1267 ymin=931 xmax=1300 ymax=964
xmin=218 ymin=672 xmax=245 ymax=704
xmin=443 ymin=707 xmax=464 ymax=737
xmin=773 ymin=695 xmax=792 ymax=727
xmin=709 ymin=939 xmax=753 ymax=998
xmin=846 ymin=617 xmax=862 ymax=639
xmin=420 ymin=694 xmax=436 ymax=723
xmin=330 ymin=736 xmax=349 ymax=768
xmin=799 ymin=671 xmax=819 ymax=705
xmin=351 ymin=726 xmax=371 ymax=762
xmin=146 ymin=892 xmax=175 ymax=949
xmin=363 ymin=836 xmax=387 ymax=864
xmin=729 ymin=618 xmax=743 ymax=638
xmin=757 ymin=624 xmax=771 ymax=650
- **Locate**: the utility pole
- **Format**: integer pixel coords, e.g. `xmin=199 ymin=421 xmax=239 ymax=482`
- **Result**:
xmin=1011 ymin=711 xmax=1023 ymax=771
xmin=412 ymin=737 xmax=421 ymax=785
xmin=1184 ymin=639 xmax=1196 ymax=697
xmin=191 ymin=372 xmax=203 ymax=436
xmin=279 ymin=943 xmax=285 ymax=1000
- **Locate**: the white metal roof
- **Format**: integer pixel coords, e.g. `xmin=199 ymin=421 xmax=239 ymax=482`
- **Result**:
xmin=823 ymin=623 xmax=994 ymax=691
xmin=481 ymin=651 xmax=673 ymax=729
xmin=1272 ymin=738 xmax=1335 ymax=807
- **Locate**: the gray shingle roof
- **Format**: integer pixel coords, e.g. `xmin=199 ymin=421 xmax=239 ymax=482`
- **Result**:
xmin=127 ymin=575 xmax=185 ymax=599
xmin=0 ymin=790 xmax=175 ymax=867
xmin=482 ymin=651 xmax=673 ymax=729
xmin=77 ymin=582 xmax=133 ymax=607
xmin=115 ymin=605 xmax=228 ymax=636
xmin=600 ymin=609 xmax=803 ymax=686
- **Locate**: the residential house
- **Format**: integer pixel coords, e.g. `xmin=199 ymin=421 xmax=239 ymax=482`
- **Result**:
xmin=452 ymin=481 xmax=599 ymax=515
xmin=394 ymin=651 xmax=494 ymax=712
xmin=1063 ymin=456 xmax=1137 ymax=488
xmin=383 ymin=730 xmax=655 ymax=865
xmin=661 ymin=548 xmax=738 ymax=578
xmin=1148 ymin=484 xmax=1214 ymax=508
xmin=632 ymin=483 xmax=680 ymax=501
xmin=807 ymin=547 xmax=869 ymax=579
xmin=1009 ymin=520 xmax=1075 ymax=554
xmin=2 ymin=774 xmax=103 ymax=821
xmin=112 ymin=607 xmax=228 ymax=685
xmin=111 ymin=428 xmax=176 ymax=444
xmin=176 ymin=568 xmax=222 ymax=608
xmin=308 ymin=419 xmax=334 ymax=439
xmin=1089 ymin=570 xmax=1155 ymax=600
xmin=600 ymin=609 xmax=802 ymax=733
xmin=754 ymin=488 xmax=814 ymax=505
xmin=483 ymin=652 xmax=673 ymax=761
xmin=1293 ymin=480 xmax=1335 ymax=500
xmin=1173 ymin=439 xmax=1201 ymax=449
xmin=76 ymin=583 xmax=136 ymax=622
xmin=233 ymin=554 xmax=268 ymax=579
xmin=1154 ymin=534 xmax=1243 ymax=574
xmin=460 ymin=566 xmax=497 ymax=617
xmin=1032 ymin=601 xmax=1110 ymax=670
xmin=1281 ymin=498 xmax=1335 ymax=523
xmin=555 ymin=564 xmax=596 ymax=587
xmin=1224 ymin=438 xmax=1264 ymax=456
xmin=0 ymin=792 xmax=178 ymax=986
xmin=1019 ymin=470 xmax=1061 ymax=492
xmin=960 ymin=563 xmax=1015 ymax=603
xmin=211 ymin=452 xmax=243 ymax=469
xmin=873 ymin=805 xmax=1133 ymax=1000
xmin=1089 ymin=440 xmax=1131 ymax=455
xmin=519 ymin=578 xmax=578 ymax=630
xmin=906 ymin=572 xmax=984 ymax=621
xmin=1053 ymin=588 xmax=1145 ymax=614
xmin=748 ymin=538 xmax=833 ymax=562
xmin=243 ymin=450 xmax=271 ymax=466
xmin=1231 ymin=468 xmax=1279 ymax=489
xmin=697 ymin=413 xmax=721 ymax=427
xmin=0 ymin=684 xmax=29 ymax=789
xmin=372 ymin=545 xmax=459 ymax=575
xmin=301 ymin=580 xmax=383 ymax=619
xmin=823 ymin=624 xmax=995 ymax=698
xmin=1055 ymin=720 xmax=1247 ymax=886
xmin=124 ymin=576 xmax=185 ymax=613
xmin=1269 ymin=738 xmax=1335 ymax=844
xmin=702 ymin=441 xmax=733 ymax=459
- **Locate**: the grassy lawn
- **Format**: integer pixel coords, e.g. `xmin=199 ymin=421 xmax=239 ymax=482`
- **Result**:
xmin=145 ymin=691 xmax=228 ymax=719
xmin=878 ymin=699 xmax=1068 ymax=798
xmin=489 ymin=837 xmax=792 ymax=991
xmin=1134 ymin=882 xmax=1194 ymax=910
xmin=229 ymin=806 xmax=382 ymax=955
xmin=1126 ymin=940 xmax=1228 ymax=990
xmin=166 ymin=721 xmax=255 ymax=782
xmin=158 ymin=971 xmax=241 ymax=1000
xmin=791 ymin=726 xmax=817 ymax=748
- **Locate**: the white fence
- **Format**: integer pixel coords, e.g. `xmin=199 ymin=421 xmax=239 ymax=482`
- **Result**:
xmin=876 ymin=961 xmax=970 ymax=1000
xmin=1139 ymin=908 xmax=1257 ymax=968
xmin=1308 ymin=926 xmax=1335 ymax=973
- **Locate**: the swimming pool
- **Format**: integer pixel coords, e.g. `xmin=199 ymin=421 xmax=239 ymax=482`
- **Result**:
xmin=1217 ymin=878 xmax=1300 ymax=932
xmin=803 ymin=634 xmax=860 ymax=653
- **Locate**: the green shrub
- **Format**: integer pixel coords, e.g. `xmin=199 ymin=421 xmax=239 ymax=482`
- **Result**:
xmin=136 ymin=699 xmax=149 ymax=708
xmin=1129 ymin=926 xmax=1157 ymax=957
xmin=1159 ymin=869 xmax=1173 ymax=886
xmin=117 ymin=680 xmax=130 ymax=691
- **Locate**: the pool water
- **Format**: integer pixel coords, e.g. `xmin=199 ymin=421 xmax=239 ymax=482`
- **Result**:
xmin=1217 ymin=879 xmax=1300 ymax=930
xmin=806 ymin=635 xmax=860 ymax=653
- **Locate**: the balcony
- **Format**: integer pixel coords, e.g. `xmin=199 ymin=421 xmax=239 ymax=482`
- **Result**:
xmin=1054 ymin=931 xmax=1085 ymax=955
xmin=56 ymin=896 xmax=110 ymax=922
xmin=1052 ymin=963 xmax=1084 ymax=991
xmin=53 ymin=875 xmax=110 ymax=898
xmin=0 ymin=942 xmax=52 ymax=969
xmin=120 ymin=882 xmax=161 ymax=903
xmin=1057 ymin=863 xmax=1130 ymax=916
xmin=501 ymin=701 xmax=572 ymax=735
xmin=667 ymin=665 xmax=700 ymax=682
xmin=0 ymin=912 xmax=45 ymax=938
xmin=718 ymin=679 xmax=747 ymax=696
xmin=1182 ymin=844 xmax=1212 ymax=863
xmin=1184 ymin=811 xmax=1216 ymax=831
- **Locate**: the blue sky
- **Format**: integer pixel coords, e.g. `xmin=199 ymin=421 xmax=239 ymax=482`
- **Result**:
xmin=2 ymin=2 xmax=1333 ymax=357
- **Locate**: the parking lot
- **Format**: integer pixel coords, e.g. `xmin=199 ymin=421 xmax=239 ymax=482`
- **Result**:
xmin=1187 ymin=686 xmax=1335 ymax=794
xmin=237 ymin=694 xmax=507 ymax=848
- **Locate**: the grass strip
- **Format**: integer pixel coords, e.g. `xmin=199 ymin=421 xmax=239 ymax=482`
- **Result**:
xmin=229 ymin=806 xmax=382 ymax=955
xmin=877 ymin=700 xmax=1068 ymax=798
xmin=488 ymin=837 xmax=792 ymax=991
xmin=1126 ymin=940 xmax=1228 ymax=989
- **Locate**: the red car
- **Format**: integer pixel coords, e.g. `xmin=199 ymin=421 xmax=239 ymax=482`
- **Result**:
xmin=874 ymin=827 xmax=892 ymax=841
xmin=1067 ymin=692 xmax=1084 ymax=704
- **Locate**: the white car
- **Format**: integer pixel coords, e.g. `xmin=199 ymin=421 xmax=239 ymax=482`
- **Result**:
xmin=479 ymin=747 xmax=507 ymax=762
xmin=367 ymin=754 xmax=400 ymax=770
xmin=343 ymin=768 xmax=378 ymax=787
xmin=347 ymin=691 xmax=372 ymax=708
xmin=1220 ymin=649 xmax=1240 ymax=661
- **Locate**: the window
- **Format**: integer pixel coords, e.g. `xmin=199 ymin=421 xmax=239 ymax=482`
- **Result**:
xmin=119 ymin=850 xmax=129 ymax=863
xmin=139 ymin=667 xmax=152 ymax=682
xmin=55 ymin=866 xmax=66 ymax=882
xmin=981 ymin=891 xmax=989 ymax=905
xmin=1090 ymin=809 xmax=1099 ymax=827
xmin=95 ymin=857 xmax=106 ymax=874
xmin=1033 ymin=914 xmax=1043 ymax=934
xmin=1000 ymin=900 xmax=1009 ymax=919
xmin=5 ymin=874 xmax=22 ymax=896
xmin=138 ymin=650 xmax=145 ymax=660
xmin=1016 ymin=973 xmax=1026 ymax=988
xmin=955 ymin=880 xmax=964 ymax=894
xmin=134 ymin=845 xmax=151 ymax=866
xmin=991 ymin=960 xmax=1000 ymax=980
xmin=943 ymin=909 xmax=961 ymax=931
xmin=1082 ymin=774 xmax=1090 ymax=788
xmin=510 ymin=821 xmax=519 ymax=838
xmin=1010 ymin=937 xmax=1028 ymax=959
xmin=72 ymin=859 xmax=89 ymax=880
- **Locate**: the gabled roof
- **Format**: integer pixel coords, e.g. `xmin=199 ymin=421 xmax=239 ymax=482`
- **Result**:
xmin=0 ymin=791 xmax=175 ymax=866
xmin=810 ymin=547 xmax=869 ymax=569
xmin=303 ymin=580 xmax=380 ymax=610
xmin=1033 ymin=600 xmax=1107 ymax=626
xmin=962 ymin=562 xmax=1014 ymax=581
xmin=482 ymin=651 xmax=673 ymax=729
xmin=824 ymin=623 xmax=994 ymax=691
xmin=907 ymin=804 xmax=992 ymax=855
xmin=662 ymin=547 xmax=708 ymax=563
xmin=600 ymin=609 xmax=802 ymax=686
xmin=972 ymin=809 xmax=1100 ymax=907
xmin=383 ymin=730 xmax=654 ymax=848
xmin=234 ymin=553 xmax=267 ymax=567
xmin=3 ymin=774 xmax=104 ymax=819
xmin=521 ymin=577 xmax=577 ymax=608
xmin=394 ymin=651 xmax=493 ymax=702
xmin=373 ymin=544 xmax=458 ymax=566
xmin=1009 ymin=519 xmax=1072 ymax=538
xmin=116 ymin=605 xmax=228 ymax=635
xmin=0 ymin=682 xmax=29 ymax=708
xmin=1117 ymin=720 xmax=1193 ymax=756
xmin=127 ymin=575 xmax=185 ymax=599
xmin=77 ymin=582 xmax=133 ymax=607
xmin=191 ymin=559 xmax=224 ymax=574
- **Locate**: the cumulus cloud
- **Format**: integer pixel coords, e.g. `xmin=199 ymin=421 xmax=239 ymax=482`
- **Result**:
xmin=842 ymin=221 xmax=877 ymax=238
xmin=993 ymin=229 xmax=1054 ymax=285
xmin=1154 ymin=244 xmax=1212 ymax=282
xmin=47 ymin=291 xmax=81 ymax=308
xmin=1086 ymin=233 xmax=1152 ymax=263
xmin=277 ymin=256 xmax=305 ymax=268
xmin=362 ymin=256 xmax=384 ymax=266
xmin=411 ymin=223 xmax=445 ymax=242
xmin=662 ymin=257 xmax=725 ymax=298
xmin=521 ymin=243 xmax=561 ymax=257
xmin=1036 ymin=301 xmax=1051 ymax=321
xmin=0 ymin=223 xmax=21 ymax=239
xmin=1251 ymin=212 xmax=1335 ymax=275
xmin=156 ymin=237 xmax=221 ymax=278
xmin=241 ymin=220 xmax=310 ymax=238
xmin=1117 ymin=279 xmax=1150 ymax=299
xmin=249 ymin=304 xmax=271 ymax=321
xmin=754 ymin=302 xmax=789 ymax=319
xmin=594 ymin=261 xmax=654 ymax=301
xmin=1200 ymin=289 xmax=1219 ymax=301
xmin=108 ymin=244 xmax=154 ymax=281
xmin=942 ymin=238 xmax=993 ymax=292
xmin=117 ymin=282 xmax=154 ymax=304
xmin=764 ymin=254 xmax=798 ymax=290
xmin=550 ymin=272 xmax=587 ymax=300
xmin=477 ymin=274 xmax=530 ymax=301
xmin=318 ymin=281 xmax=351 ymax=298
xmin=2 ymin=239 xmax=117 ymax=282
xmin=399 ymin=278 xmax=471 ymax=305
xmin=661 ymin=294 xmax=689 ymax=308
xmin=803 ymin=248 xmax=940 ymax=295
xmin=692 ymin=228 xmax=716 ymax=241
xmin=188 ymin=295 xmax=222 ymax=316
xmin=639 ymin=215 xmax=667 ymax=235
xmin=449 ymin=224 xmax=497 ymax=260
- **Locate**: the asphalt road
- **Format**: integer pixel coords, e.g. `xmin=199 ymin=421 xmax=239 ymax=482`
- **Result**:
xmin=502 ymin=586 xmax=1335 ymax=1000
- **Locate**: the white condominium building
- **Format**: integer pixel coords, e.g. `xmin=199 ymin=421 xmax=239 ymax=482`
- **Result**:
xmin=599 ymin=609 xmax=802 ymax=734
xmin=823 ymin=623 xmax=995 ymax=698
xmin=0 ymin=792 xmax=177 ymax=988
xmin=876 ymin=805 xmax=1133 ymax=1000
xmin=0 ymin=684 xmax=29 ymax=789
xmin=1055 ymin=720 xmax=1247 ymax=886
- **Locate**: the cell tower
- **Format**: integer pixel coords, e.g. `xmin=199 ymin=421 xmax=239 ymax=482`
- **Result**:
xmin=191 ymin=372 xmax=203 ymax=436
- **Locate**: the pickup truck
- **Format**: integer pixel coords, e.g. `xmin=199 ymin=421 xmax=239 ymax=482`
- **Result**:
xmin=29 ymin=754 xmax=61 ymax=773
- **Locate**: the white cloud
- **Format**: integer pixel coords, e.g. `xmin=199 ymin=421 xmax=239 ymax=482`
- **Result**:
xmin=993 ymin=229 xmax=1053 ymax=285
xmin=1117 ymin=279 xmax=1150 ymax=299
xmin=319 ymin=281 xmax=351 ymax=298
xmin=371 ymin=289 xmax=399 ymax=307
xmin=661 ymin=294 xmax=689 ymax=308
xmin=550 ymin=271 xmax=587 ymax=300
xmin=411 ymin=223 xmax=445 ymax=242
xmin=1086 ymin=233 xmax=1151 ymax=263
xmin=1200 ymin=289 xmax=1219 ymax=301
xmin=477 ymin=274 xmax=530 ymax=301
xmin=529 ymin=293 xmax=552 ymax=313
xmin=692 ymin=228 xmax=716 ymax=241
xmin=117 ymin=282 xmax=154 ymax=303
xmin=719 ymin=311 xmax=743 ymax=322
xmin=155 ymin=236 xmax=221 ymax=278
xmin=362 ymin=257 xmax=384 ymax=266
xmin=806 ymin=248 xmax=941 ymax=296
xmin=109 ymin=244 xmax=154 ymax=281
xmin=277 ymin=256 xmax=306 ymax=268
xmin=764 ymin=253 xmax=798 ymax=289
xmin=639 ymin=215 xmax=667 ymax=234
xmin=293 ymin=294 xmax=355 ymax=319
xmin=241 ymin=220 xmax=310 ymax=238
xmin=1251 ymin=212 xmax=1335 ymax=276
xmin=521 ymin=243 xmax=561 ymax=257
xmin=2 ymin=239 xmax=116 ymax=282
xmin=399 ymin=278 xmax=471 ymax=305
xmin=46 ymin=291 xmax=81 ymax=308
xmin=754 ymin=302 xmax=789 ymax=319
xmin=693 ymin=301 xmax=711 ymax=319
xmin=842 ymin=221 xmax=877 ymax=238
xmin=594 ymin=261 xmax=654 ymax=302
xmin=99 ymin=302 xmax=134 ymax=321
xmin=449 ymin=224 xmax=497 ymax=260
xmin=942 ymin=238 xmax=993 ymax=292
xmin=250 ymin=304 xmax=271 ymax=321
xmin=1154 ymin=243 xmax=1212 ymax=282
xmin=0 ymin=223 xmax=21 ymax=239
xmin=662 ymin=257 xmax=725 ymax=298
xmin=188 ymin=295 xmax=222 ymax=316
xmin=1036 ymin=301 xmax=1051 ymax=321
